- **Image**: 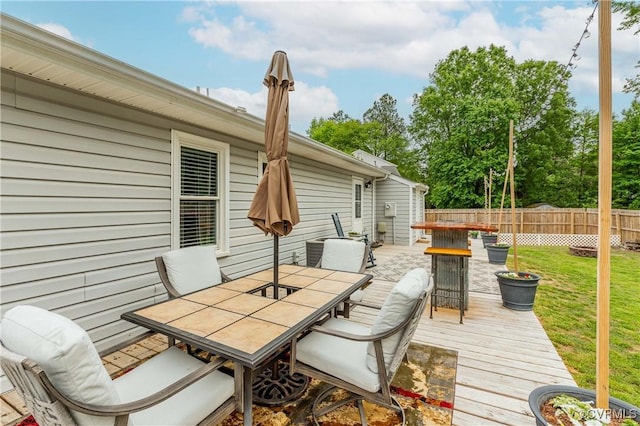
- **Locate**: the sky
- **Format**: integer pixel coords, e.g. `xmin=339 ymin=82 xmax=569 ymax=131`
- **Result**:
xmin=1 ymin=1 xmax=638 ymax=135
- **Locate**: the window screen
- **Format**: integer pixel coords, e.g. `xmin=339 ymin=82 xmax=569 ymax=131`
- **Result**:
xmin=180 ymin=146 xmax=218 ymax=247
xmin=355 ymin=183 xmax=362 ymax=219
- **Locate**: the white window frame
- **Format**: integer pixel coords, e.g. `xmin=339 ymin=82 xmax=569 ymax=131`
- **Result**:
xmin=170 ymin=130 xmax=230 ymax=255
xmin=352 ymin=177 xmax=364 ymax=234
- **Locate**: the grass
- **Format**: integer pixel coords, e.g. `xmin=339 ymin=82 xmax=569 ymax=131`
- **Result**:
xmin=506 ymin=246 xmax=640 ymax=406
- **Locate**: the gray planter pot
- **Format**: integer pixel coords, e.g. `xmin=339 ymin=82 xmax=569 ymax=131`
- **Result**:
xmin=486 ymin=244 xmax=510 ymax=265
xmin=495 ymin=271 xmax=541 ymax=311
xmin=481 ymin=233 xmax=497 ymax=248
xmin=528 ymin=385 xmax=639 ymax=426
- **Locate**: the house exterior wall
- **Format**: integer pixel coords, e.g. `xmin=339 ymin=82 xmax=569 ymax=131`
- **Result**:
xmin=413 ymin=186 xmax=426 ymax=240
xmin=375 ymin=178 xmax=411 ymax=246
xmin=0 ymin=70 xmax=373 ymax=362
xmin=373 ymin=177 xmax=426 ymax=246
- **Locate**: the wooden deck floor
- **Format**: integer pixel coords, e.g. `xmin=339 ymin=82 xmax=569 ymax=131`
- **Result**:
xmin=0 ymin=240 xmax=576 ymax=426
xmin=350 ymin=240 xmax=576 ymax=425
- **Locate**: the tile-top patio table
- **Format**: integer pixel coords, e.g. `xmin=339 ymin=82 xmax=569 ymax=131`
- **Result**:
xmin=122 ymin=264 xmax=372 ymax=426
xmin=411 ymin=221 xmax=498 ymax=317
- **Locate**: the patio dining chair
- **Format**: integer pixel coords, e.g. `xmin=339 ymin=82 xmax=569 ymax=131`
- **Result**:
xmin=290 ymin=268 xmax=432 ymax=425
xmin=0 ymin=305 xmax=238 ymax=426
xmin=315 ymin=238 xmax=370 ymax=317
xmin=155 ymin=245 xmax=231 ymax=299
xmin=331 ymin=212 xmax=376 ymax=267
xmin=156 ymin=245 xmax=231 ymax=355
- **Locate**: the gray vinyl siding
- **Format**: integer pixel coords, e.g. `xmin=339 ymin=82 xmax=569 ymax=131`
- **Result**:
xmin=413 ymin=187 xmax=426 ymax=241
xmin=376 ymin=178 xmax=412 ymax=246
xmin=0 ymin=70 xmax=374 ymax=368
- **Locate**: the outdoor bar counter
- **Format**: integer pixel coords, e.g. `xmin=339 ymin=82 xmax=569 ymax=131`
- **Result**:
xmin=411 ymin=221 xmax=498 ymax=317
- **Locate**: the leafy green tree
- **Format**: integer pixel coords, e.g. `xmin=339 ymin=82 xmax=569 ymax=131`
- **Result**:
xmin=362 ymin=94 xmax=424 ymax=182
xmin=410 ymin=45 xmax=574 ymax=208
xmin=612 ymin=100 xmax=640 ymax=208
xmin=613 ymin=1 xmax=640 ymax=97
xmin=567 ymin=109 xmax=599 ymax=207
xmin=307 ymin=114 xmax=369 ymax=154
xmin=308 ymin=96 xmax=426 ymax=184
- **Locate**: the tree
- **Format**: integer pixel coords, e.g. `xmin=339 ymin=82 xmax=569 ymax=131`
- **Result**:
xmin=511 ymin=59 xmax=575 ymax=207
xmin=307 ymin=114 xmax=369 ymax=154
xmin=568 ymin=109 xmax=599 ymax=207
xmin=612 ymin=100 xmax=640 ymax=208
xmin=308 ymin=96 xmax=427 ymax=184
xmin=613 ymin=1 xmax=640 ymax=97
xmin=410 ymin=45 xmax=574 ymax=208
xmin=362 ymin=94 xmax=424 ymax=182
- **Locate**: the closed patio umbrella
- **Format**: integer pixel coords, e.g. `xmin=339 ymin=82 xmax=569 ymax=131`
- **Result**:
xmin=248 ymin=50 xmax=299 ymax=298
xmin=247 ymin=51 xmax=308 ymax=406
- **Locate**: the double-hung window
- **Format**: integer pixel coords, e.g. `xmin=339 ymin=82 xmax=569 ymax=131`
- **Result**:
xmin=171 ymin=131 xmax=229 ymax=254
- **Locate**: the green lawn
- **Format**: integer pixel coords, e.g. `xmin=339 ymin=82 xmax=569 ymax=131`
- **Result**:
xmin=506 ymin=246 xmax=640 ymax=406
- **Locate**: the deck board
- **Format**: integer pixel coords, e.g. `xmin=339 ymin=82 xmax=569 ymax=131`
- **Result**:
xmin=350 ymin=240 xmax=576 ymax=425
xmin=1 ymin=239 xmax=576 ymax=426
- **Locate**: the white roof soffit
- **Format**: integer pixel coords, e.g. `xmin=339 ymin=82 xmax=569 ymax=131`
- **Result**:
xmin=388 ymin=173 xmax=428 ymax=191
xmin=0 ymin=14 xmax=385 ymax=178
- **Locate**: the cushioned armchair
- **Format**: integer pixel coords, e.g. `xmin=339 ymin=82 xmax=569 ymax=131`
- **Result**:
xmin=331 ymin=212 xmax=376 ymax=267
xmin=315 ymin=238 xmax=370 ymax=316
xmin=290 ymin=268 xmax=433 ymax=425
xmin=155 ymin=245 xmax=231 ymax=299
xmin=0 ymin=305 xmax=238 ymax=426
xmin=155 ymin=245 xmax=231 ymax=354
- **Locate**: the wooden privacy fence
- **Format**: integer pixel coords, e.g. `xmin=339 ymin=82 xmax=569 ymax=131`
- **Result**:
xmin=424 ymin=208 xmax=640 ymax=244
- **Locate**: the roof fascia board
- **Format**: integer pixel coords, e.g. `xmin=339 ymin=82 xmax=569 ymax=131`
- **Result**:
xmin=0 ymin=13 xmax=385 ymax=178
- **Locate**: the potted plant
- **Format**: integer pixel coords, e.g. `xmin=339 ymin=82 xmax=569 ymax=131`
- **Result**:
xmin=470 ymin=231 xmax=479 ymax=239
xmin=481 ymin=232 xmax=498 ymax=248
xmin=486 ymin=242 xmax=510 ymax=265
xmin=495 ymin=271 xmax=541 ymax=311
xmin=528 ymin=385 xmax=639 ymax=426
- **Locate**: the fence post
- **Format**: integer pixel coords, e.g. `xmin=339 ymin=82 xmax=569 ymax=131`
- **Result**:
xmin=570 ymin=211 xmax=575 ymax=235
xmin=584 ymin=211 xmax=588 ymax=234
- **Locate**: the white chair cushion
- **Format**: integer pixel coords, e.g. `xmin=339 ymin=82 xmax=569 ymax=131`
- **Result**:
xmin=349 ymin=289 xmax=364 ymax=302
xmin=1 ymin=305 xmax=119 ymax=426
xmin=366 ymin=268 xmax=429 ymax=373
xmin=295 ymin=318 xmax=380 ymax=393
xmin=162 ymin=245 xmax=223 ymax=295
xmin=321 ymin=239 xmax=366 ymax=273
xmin=114 ymin=346 xmax=234 ymax=426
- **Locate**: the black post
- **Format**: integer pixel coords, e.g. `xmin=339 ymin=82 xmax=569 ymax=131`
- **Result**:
xmin=273 ymin=234 xmax=279 ymax=299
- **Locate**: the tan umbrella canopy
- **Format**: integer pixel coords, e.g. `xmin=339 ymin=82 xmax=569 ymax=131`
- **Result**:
xmin=248 ymin=50 xmax=299 ymax=237
xmin=248 ymin=51 xmax=298 ymax=296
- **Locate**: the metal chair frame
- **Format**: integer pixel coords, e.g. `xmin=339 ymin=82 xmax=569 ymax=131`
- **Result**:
xmin=0 ymin=342 xmax=237 ymax=426
xmin=313 ymin=238 xmax=371 ymax=317
xmin=155 ymin=255 xmax=231 ymax=356
xmin=331 ymin=213 xmax=376 ymax=267
xmin=290 ymin=287 xmax=431 ymax=425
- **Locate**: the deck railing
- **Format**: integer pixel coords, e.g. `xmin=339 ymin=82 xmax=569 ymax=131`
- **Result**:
xmin=424 ymin=208 xmax=640 ymax=244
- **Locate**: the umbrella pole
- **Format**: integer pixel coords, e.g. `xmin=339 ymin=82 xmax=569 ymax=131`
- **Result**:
xmin=273 ymin=235 xmax=279 ymax=299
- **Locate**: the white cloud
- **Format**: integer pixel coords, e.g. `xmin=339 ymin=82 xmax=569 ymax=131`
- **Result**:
xmin=36 ymin=23 xmax=87 ymax=45
xmin=196 ymin=80 xmax=339 ymax=133
xmin=187 ymin=1 xmax=638 ymax=105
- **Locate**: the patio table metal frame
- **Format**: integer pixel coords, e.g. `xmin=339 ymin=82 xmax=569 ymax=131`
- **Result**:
xmin=122 ymin=264 xmax=372 ymax=426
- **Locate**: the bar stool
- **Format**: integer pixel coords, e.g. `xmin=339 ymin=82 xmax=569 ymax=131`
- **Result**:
xmin=424 ymin=247 xmax=472 ymax=324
